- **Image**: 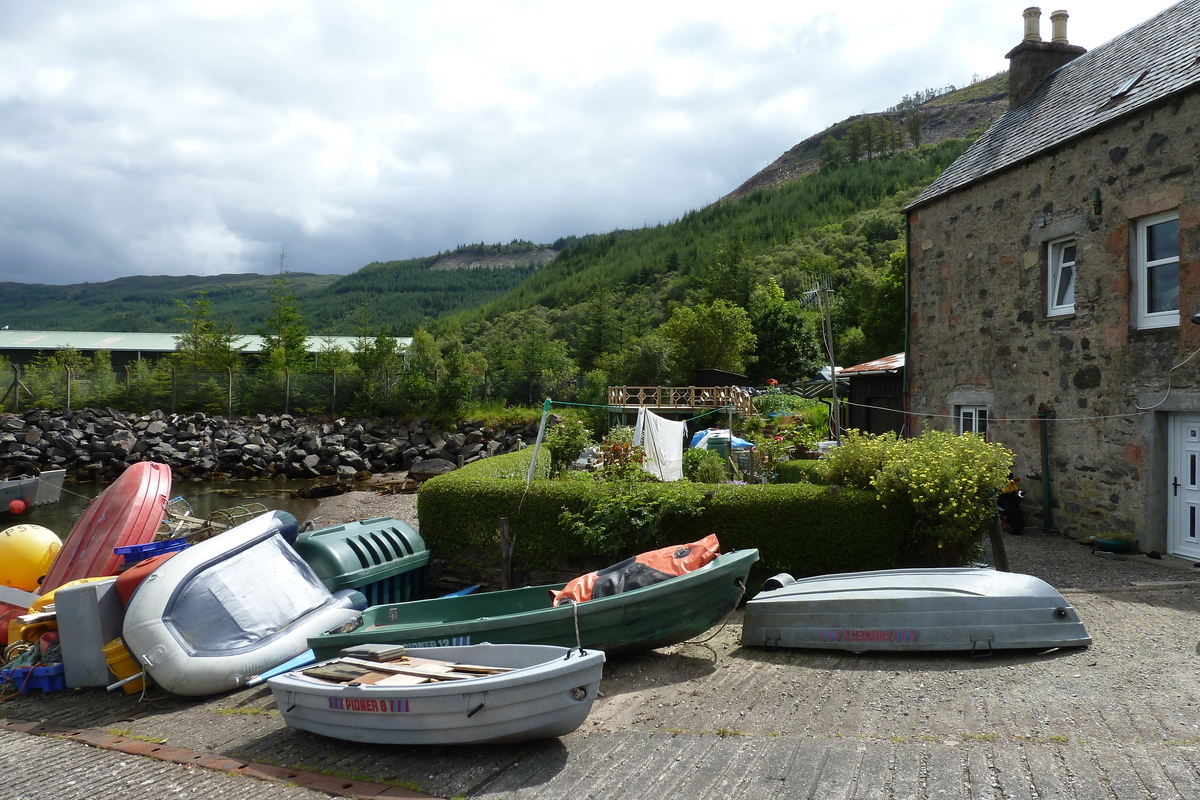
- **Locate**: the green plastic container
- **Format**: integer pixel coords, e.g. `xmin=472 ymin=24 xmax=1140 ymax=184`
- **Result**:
xmin=294 ymin=517 xmax=430 ymax=606
xmin=706 ymin=435 xmax=731 ymax=462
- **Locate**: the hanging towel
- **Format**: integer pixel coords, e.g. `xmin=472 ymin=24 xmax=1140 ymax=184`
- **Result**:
xmin=634 ymin=408 xmax=687 ymax=481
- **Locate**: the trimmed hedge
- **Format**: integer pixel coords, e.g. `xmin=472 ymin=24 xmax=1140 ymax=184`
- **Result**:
xmin=417 ymin=449 xmax=917 ymax=584
xmin=774 ymin=458 xmax=828 ymax=484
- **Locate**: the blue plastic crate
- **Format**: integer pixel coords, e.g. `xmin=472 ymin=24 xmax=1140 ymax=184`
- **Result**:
xmin=1 ymin=662 xmax=66 ymax=693
xmin=113 ymin=538 xmax=189 ymax=564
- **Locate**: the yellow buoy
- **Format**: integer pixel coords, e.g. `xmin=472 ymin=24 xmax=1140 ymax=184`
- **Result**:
xmin=0 ymin=523 xmax=62 ymax=592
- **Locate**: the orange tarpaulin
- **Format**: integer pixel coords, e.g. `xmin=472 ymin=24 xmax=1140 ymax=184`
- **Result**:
xmin=551 ymin=534 xmax=721 ymax=606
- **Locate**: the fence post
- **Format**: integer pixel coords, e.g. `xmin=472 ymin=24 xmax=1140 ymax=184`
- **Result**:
xmin=331 ymin=368 xmax=337 ymax=416
xmin=65 ymin=366 xmax=72 ymax=412
xmin=170 ymin=366 xmax=177 ymax=414
xmin=10 ymin=365 xmax=20 ymax=412
xmin=125 ymin=364 xmax=131 ymax=395
xmin=499 ymin=516 xmax=513 ymax=590
xmin=227 ymin=367 xmax=233 ymax=417
xmin=284 ymin=367 xmax=291 ymax=414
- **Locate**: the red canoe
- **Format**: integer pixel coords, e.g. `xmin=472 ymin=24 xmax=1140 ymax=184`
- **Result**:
xmin=39 ymin=462 xmax=172 ymax=595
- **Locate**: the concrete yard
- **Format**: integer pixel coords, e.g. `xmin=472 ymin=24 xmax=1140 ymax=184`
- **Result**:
xmin=4 ymin=523 xmax=1200 ymax=799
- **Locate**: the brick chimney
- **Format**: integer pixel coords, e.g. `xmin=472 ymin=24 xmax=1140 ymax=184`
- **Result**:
xmin=1006 ymin=8 xmax=1086 ymax=105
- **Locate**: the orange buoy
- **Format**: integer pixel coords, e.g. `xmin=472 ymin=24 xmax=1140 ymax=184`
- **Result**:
xmin=8 ymin=499 xmax=26 ymax=514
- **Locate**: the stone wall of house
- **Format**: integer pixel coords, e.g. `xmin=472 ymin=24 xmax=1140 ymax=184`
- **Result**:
xmin=907 ymin=90 xmax=1200 ymax=548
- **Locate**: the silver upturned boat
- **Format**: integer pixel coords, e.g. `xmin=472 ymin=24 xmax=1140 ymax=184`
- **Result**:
xmin=741 ymin=567 xmax=1091 ymax=654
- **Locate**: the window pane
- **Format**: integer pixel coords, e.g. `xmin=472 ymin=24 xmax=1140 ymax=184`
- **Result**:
xmin=960 ymin=410 xmax=974 ymax=433
xmin=1147 ymin=218 xmax=1179 ymax=262
xmin=1062 ymin=244 xmax=1076 ymax=263
xmin=1147 ymin=262 xmax=1179 ymax=313
xmin=977 ymin=409 xmax=989 ymax=436
xmin=1055 ymin=266 xmax=1075 ymax=306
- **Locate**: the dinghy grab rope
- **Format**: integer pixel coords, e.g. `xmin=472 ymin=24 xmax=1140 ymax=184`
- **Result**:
xmin=569 ymin=599 xmax=583 ymax=657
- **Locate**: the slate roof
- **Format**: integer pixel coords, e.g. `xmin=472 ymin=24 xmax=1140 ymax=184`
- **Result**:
xmin=910 ymin=0 xmax=1200 ymax=208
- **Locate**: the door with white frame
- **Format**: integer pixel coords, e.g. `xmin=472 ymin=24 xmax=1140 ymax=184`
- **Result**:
xmin=1168 ymin=414 xmax=1200 ymax=560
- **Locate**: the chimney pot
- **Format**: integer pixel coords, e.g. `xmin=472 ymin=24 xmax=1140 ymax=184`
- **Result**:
xmin=1023 ymin=7 xmax=1043 ymax=42
xmin=1050 ymin=10 xmax=1069 ymax=44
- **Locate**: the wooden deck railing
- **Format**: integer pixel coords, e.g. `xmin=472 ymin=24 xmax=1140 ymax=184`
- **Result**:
xmin=607 ymin=385 xmax=756 ymax=417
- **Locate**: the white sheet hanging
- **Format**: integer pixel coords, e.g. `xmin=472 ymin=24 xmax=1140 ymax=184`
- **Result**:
xmin=634 ymin=407 xmax=687 ymax=481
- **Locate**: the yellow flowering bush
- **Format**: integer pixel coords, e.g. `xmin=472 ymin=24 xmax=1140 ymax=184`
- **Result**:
xmin=870 ymin=430 xmax=1014 ymax=548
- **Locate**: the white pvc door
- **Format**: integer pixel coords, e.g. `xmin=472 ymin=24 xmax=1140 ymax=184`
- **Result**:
xmin=1168 ymin=414 xmax=1200 ymax=559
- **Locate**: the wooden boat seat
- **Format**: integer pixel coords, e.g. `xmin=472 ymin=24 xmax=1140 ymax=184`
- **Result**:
xmin=303 ymin=655 xmax=512 ymax=686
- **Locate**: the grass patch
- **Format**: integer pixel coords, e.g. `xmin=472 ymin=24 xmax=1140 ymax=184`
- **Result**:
xmin=216 ymin=707 xmax=278 ymax=717
xmin=105 ymin=728 xmax=167 ymax=744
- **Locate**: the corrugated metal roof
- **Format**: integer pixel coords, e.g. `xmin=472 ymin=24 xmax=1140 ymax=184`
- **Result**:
xmin=839 ymin=352 xmax=905 ymax=376
xmin=910 ymin=0 xmax=1200 ymax=208
xmin=0 ymin=330 xmax=410 ymax=354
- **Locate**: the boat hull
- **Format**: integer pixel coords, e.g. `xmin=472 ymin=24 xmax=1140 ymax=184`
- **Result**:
xmin=741 ymin=567 xmax=1091 ymax=653
xmin=39 ymin=462 xmax=171 ymax=593
xmin=268 ymin=643 xmax=604 ymax=745
xmin=309 ymin=549 xmax=759 ymax=660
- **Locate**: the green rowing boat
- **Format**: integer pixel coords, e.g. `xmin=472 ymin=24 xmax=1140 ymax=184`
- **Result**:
xmin=308 ymin=549 xmax=759 ymax=659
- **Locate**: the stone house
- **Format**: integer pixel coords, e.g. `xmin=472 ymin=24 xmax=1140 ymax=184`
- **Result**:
xmin=905 ymin=2 xmax=1200 ymax=558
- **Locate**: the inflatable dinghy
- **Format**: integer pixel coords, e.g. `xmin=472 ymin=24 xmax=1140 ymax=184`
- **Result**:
xmin=122 ymin=510 xmax=364 ymax=696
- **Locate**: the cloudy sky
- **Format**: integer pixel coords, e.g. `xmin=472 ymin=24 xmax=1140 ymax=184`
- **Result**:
xmin=0 ymin=1 xmax=1166 ymax=285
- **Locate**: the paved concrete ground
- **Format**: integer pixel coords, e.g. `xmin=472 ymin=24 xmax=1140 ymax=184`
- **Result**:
xmin=0 ymin=727 xmax=333 ymax=800
xmin=3 ymin=533 xmax=1200 ymax=799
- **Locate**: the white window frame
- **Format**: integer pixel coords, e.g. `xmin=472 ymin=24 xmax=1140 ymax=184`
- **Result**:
xmin=1047 ymin=237 xmax=1076 ymax=316
xmin=957 ymin=405 xmax=989 ymax=437
xmin=1133 ymin=211 xmax=1180 ymax=330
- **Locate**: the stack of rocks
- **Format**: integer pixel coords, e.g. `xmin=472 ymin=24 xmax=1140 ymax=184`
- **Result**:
xmin=0 ymin=409 xmax=545 ymax=482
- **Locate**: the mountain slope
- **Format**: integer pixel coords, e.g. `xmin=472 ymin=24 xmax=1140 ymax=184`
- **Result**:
xmin=727 ymin=73 xmax=1007 ymax=200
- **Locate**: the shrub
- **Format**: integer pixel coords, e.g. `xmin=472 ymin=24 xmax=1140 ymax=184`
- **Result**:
xmin=871 ymin=430 xmax=1013 ymax=550
xmin=559 ymin=483 xmax=700 ymax=555
xmin=597 ymin=426 xmax=649 ymax=482
xmin=774 ymin=459 xmax=828 ymax=484
xmin=544 ymin=418 xmax=594 ymax=474
xmin=684 ymin=448 xmax=727 ymax=483
xmin=823 ymin=429 xmax=898 ymax=489
xmin=817 ymin=429 xmax=1014 ymax=563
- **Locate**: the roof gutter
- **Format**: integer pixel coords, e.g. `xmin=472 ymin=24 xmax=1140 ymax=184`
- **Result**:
xmin=903 ymin=212 xmax=912 ymax=438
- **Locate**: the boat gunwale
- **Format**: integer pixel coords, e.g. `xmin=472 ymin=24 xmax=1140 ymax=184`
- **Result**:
xmin=269 ymin=644 xmax=604 ymax=700
xmin=356 ymin=548 xmax=758 ymax=629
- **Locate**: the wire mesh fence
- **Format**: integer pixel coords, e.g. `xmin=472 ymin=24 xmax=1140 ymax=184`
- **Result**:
xmin=2 ymin=364 xmax=370 ymax=417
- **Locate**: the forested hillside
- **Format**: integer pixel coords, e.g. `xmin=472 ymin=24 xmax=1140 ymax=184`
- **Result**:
xmin=0 ymin=244 xmax=544 ymax=333
xmin=432 ymin=137 xmax=971 ymax=406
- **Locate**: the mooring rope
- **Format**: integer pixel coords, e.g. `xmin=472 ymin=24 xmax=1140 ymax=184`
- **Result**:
xmin=682 ymin=577 xmax=746 ymax=647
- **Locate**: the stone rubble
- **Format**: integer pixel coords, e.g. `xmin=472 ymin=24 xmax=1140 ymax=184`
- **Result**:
xmin=0 ymin=408 xmax=545 ymax=482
